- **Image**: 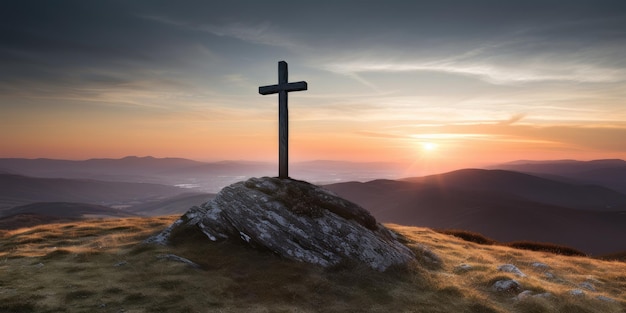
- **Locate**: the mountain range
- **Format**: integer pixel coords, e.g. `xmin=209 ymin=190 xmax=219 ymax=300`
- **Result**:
xmin=0 ymin=156 xmax=405 ymax=192
xmin=325 ymin=168 xmax=626 ymax=255
xmin=1 ymin=156 xmax=624 ymax=255
xmin=490 ymin=159 xmax=626 ymax=194
xmin=0 ymin=173 xmax=188 ymax=210
xmin=0 ymin=173 xmax=215 ymax=218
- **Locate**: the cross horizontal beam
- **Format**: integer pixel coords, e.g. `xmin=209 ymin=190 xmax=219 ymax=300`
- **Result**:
xmin=259 ymin=81 xmax=307 ymax=95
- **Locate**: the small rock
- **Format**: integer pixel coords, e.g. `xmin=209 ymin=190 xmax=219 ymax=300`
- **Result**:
xmin=579 ymin=281 xmax=596 ymax=291
xmin=531 ymin=262 xmax=549 ymax=270
xmin=492 ymin=279 xmax=521 ymax=292
xmin=544 ymin=272 xmax=555 ymax=279
xmin=113 ymin=261 xmax=128 ymax=267
xmin=156 ymin=254 xmax=201 ymax=269
xmin=516 ymin=290 xmax=533 ymax=300
xmin=569 ymin=289 xmax=585 ymax=296
xmin=533 ymin=292 xmax=552 ymax=299
xmin=457 ymin=263 xmax=472 ymax=271
xmin=596 ymin=295 xmax=616 ymax=303
xmin=33 ymin=263 xmax=44 ymax=268
xmin=415 ymin=244 xmax=442 ymax=265
xmin=497 ymin=264 xmax=526 ymax=277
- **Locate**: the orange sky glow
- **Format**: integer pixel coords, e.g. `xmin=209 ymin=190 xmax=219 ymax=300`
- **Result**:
xmin=1 ymin=1 xmax=625 ymax=176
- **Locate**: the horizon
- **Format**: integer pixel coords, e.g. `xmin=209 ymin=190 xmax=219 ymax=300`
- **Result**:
xmin=2 ymin=154 xmax=625 ymax=180
xmin=2 ymin=1 xmax=625 ymax=170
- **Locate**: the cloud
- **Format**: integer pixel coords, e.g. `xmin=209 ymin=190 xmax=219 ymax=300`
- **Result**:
xmin=500 ymin=114 xmax=526 ymax=125
xmin=324 ymin=44 xmax=626 ymax=85
xmin=140 ymin=15 xmax=300 ymax=50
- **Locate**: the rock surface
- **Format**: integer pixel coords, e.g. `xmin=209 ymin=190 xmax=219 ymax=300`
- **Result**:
xmin=147 ymin=177 xmax=416 ymax=271
xmin=492 ymin=279 xmax=522 ymax=292
xmin=497 ymin=264 xmax=527 ymax=277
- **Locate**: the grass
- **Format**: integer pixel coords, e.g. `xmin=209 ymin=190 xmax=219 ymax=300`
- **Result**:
xmin=435 ymin=228 xmax=588 ymax=257
xmin=435 ymin=229 xmax=497 ymax=245
xmin=506 ymin=241 xmax=587 ymax=257
xmin=0 ymin=217 xmax=623 ymax=312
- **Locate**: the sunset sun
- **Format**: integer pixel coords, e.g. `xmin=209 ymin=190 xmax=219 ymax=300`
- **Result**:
xmin=421 ymin=142 xmax=438 ymax=152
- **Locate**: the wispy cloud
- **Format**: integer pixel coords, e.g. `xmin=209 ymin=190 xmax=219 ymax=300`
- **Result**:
xmin=325 ymin=54 xmax=626 ymax=85
xmin=140 ymin=15 xmax=301 ymax=50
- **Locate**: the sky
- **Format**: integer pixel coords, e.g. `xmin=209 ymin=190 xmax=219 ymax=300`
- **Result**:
xmin=1 ymin=0 xmax=626 ymax=175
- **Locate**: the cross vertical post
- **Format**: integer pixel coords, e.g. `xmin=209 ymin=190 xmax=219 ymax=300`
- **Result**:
xmin=278 ymin=61 xmax=288 ymax=179
xmin=259 ymin=61 xmax=308 ymax=178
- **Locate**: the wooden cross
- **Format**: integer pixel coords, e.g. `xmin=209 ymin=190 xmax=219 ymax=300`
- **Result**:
xmin=259 ymin=61 xmax=308 ymax=178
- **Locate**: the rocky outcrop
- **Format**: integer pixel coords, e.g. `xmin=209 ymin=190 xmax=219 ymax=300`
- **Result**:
xmin=147 ymin=177 xmax=415 ymax=271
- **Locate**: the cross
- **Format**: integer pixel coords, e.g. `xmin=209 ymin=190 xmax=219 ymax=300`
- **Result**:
xmin=259 ymin=61 xmax=308 ymax=179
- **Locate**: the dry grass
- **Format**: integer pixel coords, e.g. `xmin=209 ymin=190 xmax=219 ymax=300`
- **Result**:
xmin=435 ymin=228 xmax=588 ymax=257
xmin=0 ymin=217 xmax=624 ymax=312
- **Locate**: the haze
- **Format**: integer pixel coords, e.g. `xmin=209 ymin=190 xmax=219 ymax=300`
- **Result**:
xmin=1 ymin=1 xmax=625 ymax=175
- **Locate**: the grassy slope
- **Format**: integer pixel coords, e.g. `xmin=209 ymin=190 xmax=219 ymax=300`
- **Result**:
xmin=0 ymin=217 xmax=624 ymax=313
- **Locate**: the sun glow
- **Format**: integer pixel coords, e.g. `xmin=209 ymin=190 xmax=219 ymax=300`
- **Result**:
xmin=421 ymin=142 xmax=438 ymax=151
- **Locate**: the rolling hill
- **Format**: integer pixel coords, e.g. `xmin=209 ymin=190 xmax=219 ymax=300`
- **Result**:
xmin=0 ymin=157 xmax=407 ymax=192
xmin=0 ymin=213 xmax=77 ymax=230
xmin=0 ymin=173 xmax=187 ymax=210
xmin=0 ymin=156 xmax=205 ymax=180
xmin=0 ymin=202 xmax=140 ymax=230
xmin=2 ymin=202 xmax=137 ymax=218
xmin=404 ymin=169 xmax=626 ymax=211
xmin=491 ymin=159 xmax=626 ymax=194
xmin=127 ymin=192 xmax=215 ymax=216
xmin=325 ymin=169 xmax=626 ymax=255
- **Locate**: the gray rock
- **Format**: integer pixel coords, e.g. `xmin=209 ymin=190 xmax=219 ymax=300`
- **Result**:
xmin=531 ymin=262 xmax=550 ymax=270
xmin=148 ymin=177 xmax=415 ymax=271
xmin=516 ymin=290 xmax=533 ymax=300
xmin=414 ymin=244 xmax=441 ymax=265
xmin=516 ymin=290 xmax=552 ymax=300
xmin=579 ymin=281 xmax=596 ymax=291
xmin=145 ymin=216 xmax=187 ymax=245
xmin=492 ymin=279 xmax=521 ymax=292
xmin=596 ymin=295 xmax=616 ymax=303
xmin=457 ymin=264 xmax=473 ymax=271
xmin=497 ymin=264 xmax=527 ymax=277
xmin=534 ymin=292 xmax=552 ymax=299
xmin=569 ymin=289 xmax=585 ymax=296
xmin=156 ymin=254 xmax=202 ymax=269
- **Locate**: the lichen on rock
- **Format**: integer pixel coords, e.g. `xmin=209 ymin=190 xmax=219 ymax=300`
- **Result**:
xmin=147 ymin=177 xmax=416 ymax=271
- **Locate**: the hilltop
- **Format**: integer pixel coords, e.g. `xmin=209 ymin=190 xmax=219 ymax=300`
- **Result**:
xmin=0 ymin=216 xmax=624 ymax=312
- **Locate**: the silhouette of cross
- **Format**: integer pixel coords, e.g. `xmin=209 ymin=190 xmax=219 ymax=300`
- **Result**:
xmin=259 ymin=61 xmax=308 ymax=178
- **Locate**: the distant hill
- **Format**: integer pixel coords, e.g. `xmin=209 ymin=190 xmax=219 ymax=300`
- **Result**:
xmin=0 ymin=173 xmax=186 ymax=210
xmin=0 ymin=213 xmax=77 ymax=230
xmin=0 ymin=157 xmax=275 ymax=192
xmin=0 ymin=157 xmax=407 ymax=192
xmin=0 ymin=156 xmax=207 ymax=183
xmin=404 ymin=169 xmax=626 ymax=211
xmin=325 ymin=169 xmax=626 ymax=255
xmin=127 ymin=193 xmax=215 ymax=216
xmin=491 ymin=159 xmax=626 ymax=194
xmin=1 ymin=202 xmax=138 ymax=220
